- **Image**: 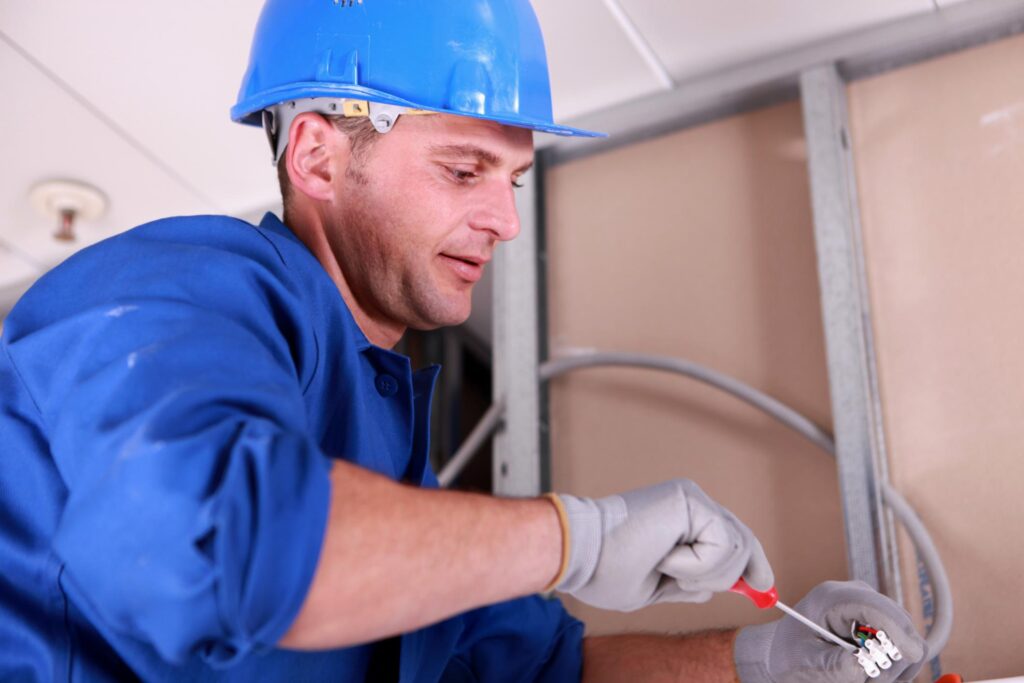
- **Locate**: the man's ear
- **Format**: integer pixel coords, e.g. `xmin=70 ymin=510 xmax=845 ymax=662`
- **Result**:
xmin=284 ymin=113 xmax=350 ymax=203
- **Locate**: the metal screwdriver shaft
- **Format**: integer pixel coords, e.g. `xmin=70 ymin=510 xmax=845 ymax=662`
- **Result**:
xmin=775 ymin=601 xmax=859 ymax=653
xmin=730 ymin=578 xmax=859 ymax=654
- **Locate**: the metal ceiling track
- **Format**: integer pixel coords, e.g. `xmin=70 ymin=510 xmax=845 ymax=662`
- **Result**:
xmin=543 ymin=0 xmax=1024 ymax=166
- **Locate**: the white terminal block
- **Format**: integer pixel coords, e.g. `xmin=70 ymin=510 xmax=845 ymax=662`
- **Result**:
xmin=865 ymin=639 xmax=893 ymax=669
xmin=856 ymin=649 xmax=882 ymax=678
xmin=876 ymin=631 xmax=903 ymax=661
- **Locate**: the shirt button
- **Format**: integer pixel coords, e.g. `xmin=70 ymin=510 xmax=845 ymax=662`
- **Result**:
xmin=375 ymin=374 xmax=399 ymax=397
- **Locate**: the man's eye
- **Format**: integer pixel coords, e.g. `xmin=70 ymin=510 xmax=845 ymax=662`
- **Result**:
xmin=449 ymin=167 xmax=477 ymax=183
xmin=511 ymin=179 xmax=525 ymax=189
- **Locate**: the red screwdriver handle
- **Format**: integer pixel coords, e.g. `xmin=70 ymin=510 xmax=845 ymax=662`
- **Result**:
xmin=730 ymin=577 xmax=779 ymax=609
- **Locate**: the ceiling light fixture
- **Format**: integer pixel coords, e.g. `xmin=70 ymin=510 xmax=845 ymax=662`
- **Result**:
xmin=28 ymin=179 xmax=108 ymax=242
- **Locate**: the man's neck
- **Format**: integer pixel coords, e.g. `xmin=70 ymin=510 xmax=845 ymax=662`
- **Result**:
xmin=346 ymin=301 xmax=405 ymax=350
xmin=284 ymin=210 xmax=405 ymax=349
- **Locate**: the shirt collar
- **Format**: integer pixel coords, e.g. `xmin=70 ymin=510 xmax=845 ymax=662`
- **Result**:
xmin=256 ymin=212 xmax=372 ymax=351
xmin=257 ymin=211 xmax=305 ymax=248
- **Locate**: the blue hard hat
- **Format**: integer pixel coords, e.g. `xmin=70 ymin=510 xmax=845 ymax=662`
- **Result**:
xmin=231 ymin=0 xmax=604 ymax=138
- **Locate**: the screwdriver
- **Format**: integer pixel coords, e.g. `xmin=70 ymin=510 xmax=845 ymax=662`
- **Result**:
xmin=730 ymin=578 xmax=859 ymax=654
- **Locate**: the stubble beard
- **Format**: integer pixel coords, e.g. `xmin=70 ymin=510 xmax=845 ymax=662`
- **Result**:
xmin=341 ymin=186 xmax=472 ymax=332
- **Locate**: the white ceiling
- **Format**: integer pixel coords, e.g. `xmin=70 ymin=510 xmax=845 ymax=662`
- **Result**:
xmin=0 ymin=0 xmax=969 ymax=316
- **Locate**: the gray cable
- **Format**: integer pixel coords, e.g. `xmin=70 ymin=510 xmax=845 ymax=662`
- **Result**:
xmin=539 ymin=352 xmax=836 ymax=455
xmin=441 ymin=350 xmax=952 ymax=655
xmin=880 ymin=482 xmax=953 ymax=655
xmin=437 ymin=399 xmax=505 ymax=488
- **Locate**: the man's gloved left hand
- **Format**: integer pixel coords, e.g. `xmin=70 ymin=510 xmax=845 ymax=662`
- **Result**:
xmin=734 ymin=580 xmax=928 ymax=683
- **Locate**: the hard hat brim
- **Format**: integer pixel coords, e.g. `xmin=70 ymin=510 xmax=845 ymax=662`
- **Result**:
xmin=231 ymin=83 xmax=606 ymax=139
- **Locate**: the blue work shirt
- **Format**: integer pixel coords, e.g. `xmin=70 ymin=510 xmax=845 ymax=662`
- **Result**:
xmin=0 ymin=213 xmax=583 ymax=681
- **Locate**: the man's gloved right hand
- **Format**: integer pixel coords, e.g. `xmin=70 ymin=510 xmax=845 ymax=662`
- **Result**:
xmin=734 ymin=580 xmax=928 ymax=683
xmin=548 ymin=479 xmax=773 ymax=612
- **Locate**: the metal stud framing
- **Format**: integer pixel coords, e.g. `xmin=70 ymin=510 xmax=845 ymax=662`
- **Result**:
xmin=492 ymin=168 xmax=543 ymax=496
xmin=800 ymin=64 xmax=899 ymax=594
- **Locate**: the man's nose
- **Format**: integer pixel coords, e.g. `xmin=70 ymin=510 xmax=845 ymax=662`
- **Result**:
xmin=468 ymin=180 xmax=521 ymax=242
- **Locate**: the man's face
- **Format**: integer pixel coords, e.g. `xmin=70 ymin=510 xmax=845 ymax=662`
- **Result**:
xmin=325 ymin=114 xmax=534 ymax=331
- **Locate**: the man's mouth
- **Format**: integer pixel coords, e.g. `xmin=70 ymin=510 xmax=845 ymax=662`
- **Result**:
xmin=439 ymin=253 xmax=489 ymax=282
xmin=450 ymin=255 xmax=487 ymax=265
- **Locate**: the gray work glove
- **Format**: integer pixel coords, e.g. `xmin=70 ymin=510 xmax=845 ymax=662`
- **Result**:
xmin=550 ymin=479 xmax=773 ymax=611
xmin=734 ymin=580 xmax=928 ymax=683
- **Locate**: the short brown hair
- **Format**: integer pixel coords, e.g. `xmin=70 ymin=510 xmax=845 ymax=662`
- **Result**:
xmin=277 ymin=115 xmax=379 ymax=216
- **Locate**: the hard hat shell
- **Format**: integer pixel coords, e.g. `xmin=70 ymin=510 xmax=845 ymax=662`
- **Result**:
xmin=232 ymin=0 xmax=603 ymax=138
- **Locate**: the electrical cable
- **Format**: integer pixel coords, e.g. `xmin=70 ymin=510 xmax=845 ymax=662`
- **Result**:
xmin=880 ymin=481 xmax=953 ymax=655
xmin=437 ymin=399 xmax=505 ymax=488
xmin=440 ymin=350 xmax=952 ymax=656
xmin=539 ymin=352 xmax=835 ymax=455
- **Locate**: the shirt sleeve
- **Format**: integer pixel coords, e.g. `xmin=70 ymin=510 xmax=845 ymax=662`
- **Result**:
xmin=4 ymin=223 xmax=331 ymax=667
xmin=445 ymin=595 xmax=584 ymax=682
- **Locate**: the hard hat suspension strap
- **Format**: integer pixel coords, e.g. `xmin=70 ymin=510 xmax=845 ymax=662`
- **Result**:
xmin=264 ymin=98 xmax=431 ymax=165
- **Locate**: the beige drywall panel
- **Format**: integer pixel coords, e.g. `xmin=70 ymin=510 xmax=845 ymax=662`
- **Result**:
xmin=545 ymin=101 xmax=848 ymax=636
xmin=849 ymin=34 xmax=1024 ymax=680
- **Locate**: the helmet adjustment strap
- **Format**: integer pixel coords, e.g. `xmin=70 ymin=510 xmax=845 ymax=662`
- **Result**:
xmin=264 ymin=98 xmax=431 ymax=165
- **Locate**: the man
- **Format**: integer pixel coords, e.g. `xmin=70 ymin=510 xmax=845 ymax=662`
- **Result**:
xmin=0 ymin=1 xmax=927 ymax=681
